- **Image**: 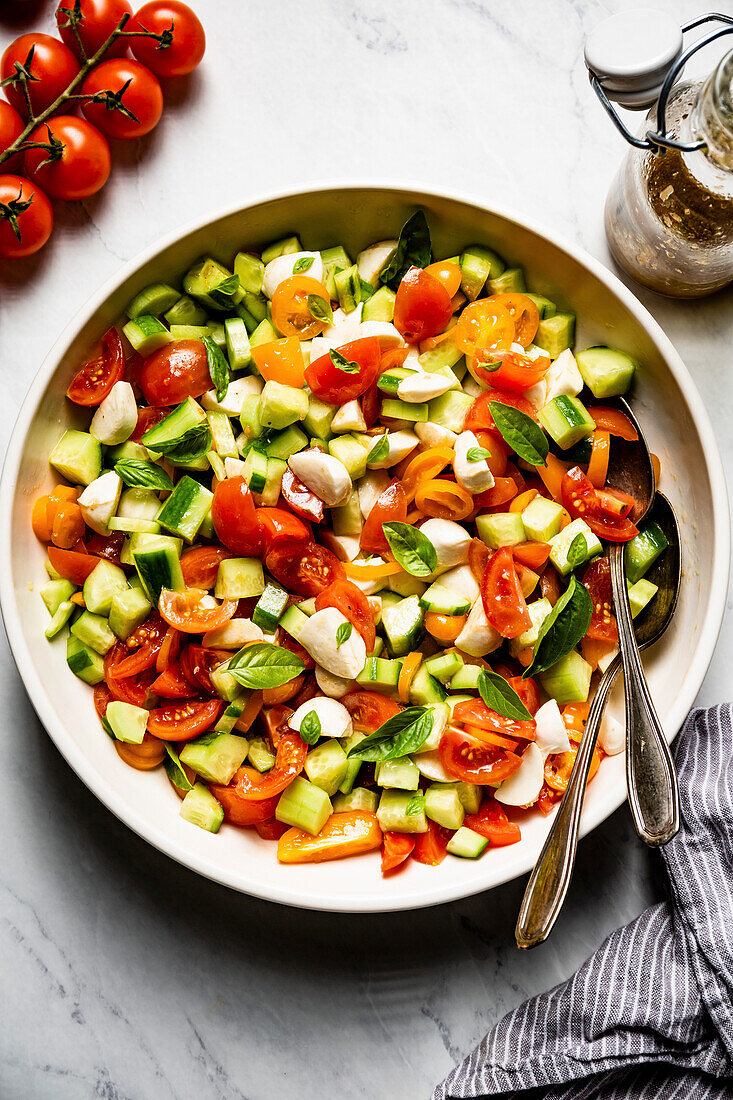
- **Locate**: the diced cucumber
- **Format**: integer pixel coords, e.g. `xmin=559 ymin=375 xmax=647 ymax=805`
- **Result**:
xmin=425 ymin=785 xmax=465 ymax=830
xmin=252 ymin=583 xmax=289 ymax=631
xmin=262 ymin=235 xmax=302 ymax=264
xmin=382 ymin=595 xmax=425 ymax=657
xmin=459 ymin=245 xmax=505 ymax=301
xmin=108 ymin=586 xmax=151 ymax=643
xmin=66 ymin=635 xmax=105 ymax=684
xmin=334 ymin=264 xmax=362 ymax=313
xmin=338 ymin=731 xmax=365 ymax=795
xmin=214 ymin=699 xmax=245 ymax=735
xmin=156 ymin=476 xmax=213 ymax=542
xmin=387 ymin=571 xmax=427 ymax=599
xmin=207 ymin=411 xmax=238 ymax=459
xmin=377 ymin=367 xmax=417 ymax=395
xmin=45 ymin=601 xmax=75 ymax=639
xmin=117 ymin=487 xmax=161 ymax=521
xmin=164 ymin=294 xmax=207 ymax=327
xmin=535 ymin=313 xmax=576 ymax=359
xmin=320 ymin=244 xmax=351 ymax=298
xmin=106 ymin=700 xmax=148 ymax=744
xmin=428 ymin=390 xmax=473 ymax=432
xmin=126 ymin=282 xmax=180 ymax=320
xmin=476 ymin=512 xmax=526 ymax=550
xmin=214 ymin=557 xmax=265 ymax=599
xmin=628 ymin=577 xmax=658 ymax=617
xmin=180 ymin=784 xmax=224 ymax=833
xmin=432 ymin=780 xmax=481 ymax=814
xmin=331 ymin=489 xmax=363 ymax=537
xmin=105 ymin=441 xmax=149 ymax=468
xmin=122 ymin=314 xmax=172 ymax=355
xmin=141 ymin=397 xmax=206 ymax=452
xmin=234 ymin=251 xmax=265 ymax=294
xmin=184 ymin=257 xmax=243 ymax=311
xmin=223 ymin=316 xmax=252 ymax=371
xmin=362 ymin=285 xmax=395 ymax=321
xmin=419 ymin=583 xmax=471 ymax=616
xmin=169 ymin=323 xmax=208 ymax=341
xmin=489 ymin=267 xmax=525 ymax=294
xmin=243 ymin=446 xmax=269 ymax=494
xmin=576 ymin=346 xmax=637 ymax=398
xmin=249 ymin=318 xmax=278 ymax=348
xmin=41 ymin=578 xmax=75 ymax=616
xmin=625 ymin=521 xmax=669 ymax=583
xmin=376 ymin=756 xmax=420 ymax=791
xmin=297 ymin=597 xmax=317 ymax=616
xmin=239 ymin=395 xmax=264 ymax=442
xmin=179 ymin=732 xmax=249 ymax=785
xmin=539 ymin=396 xmax=596 ymax=449
xmin=49 ymin=430 xmax=102 ymax=486
xmin=280 ymin=604 xmax=309 ymax=641
xmin=302 ymin=395 xmax=336 ymax=440
xmin=304 ymin=739 xmax=349 ymax=796
xmin=82 ymin=559 xmax=128 ymax=615
xmin=509 ymin=597 xmax=553 ymax=656
xmin=549 ymin=518 xmax=602 ymax=576
xmin=540 ymin=649 xmax=592 ymax=704
xmin=446 ymin=826 xmax=489 ymax=858
xmin=328 ymin=434 xmax=369 ymax=479
xmin=525 ymin=293 xmax=557 ymax=320
xmin=264 ymin=425 xmax=309 ymax=461
xmin=247 ymin=738 xmax=275 ymax=772
xmin=409 ymin=665 xmax=446 ymax=706
xmin=208 ymin=660 xmax=243 ymax=703
xmin=522 ymin=496 xmax=564 ymax=542
xmin=376 ymin=789 xmax=428 ymax=833
xmin=448 ymin=664 xmax=481 ymax=691
xmin=108 ymin=516 xmax=160 ymax=535
xmin=356 ymin=657 xmax=402 ymax=693
xmin=419 ymin=335 xmax=464 ymax=374
xmin=132 ymin=535 xmax=184 ymax=602
xmin=276 ymin=777 xmax=332 ymax=836
xmin=332 ymin=787 xmax=378 ymax=813
xmin=259 ymin=380 xmax=308 ymax=430
xmin=423 ymin=651 xmax=463 ymax=683
xmin=381 ymin=398 xmax=429 ymax=423
xmin=256 ymin=456 xmax=286 ymax=507
xmin=70 ymin=610 xmax=116 ymax=655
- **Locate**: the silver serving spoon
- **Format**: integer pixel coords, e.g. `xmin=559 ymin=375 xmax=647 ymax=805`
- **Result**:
xmin=515 ymin=491 xmax=680 ymax=949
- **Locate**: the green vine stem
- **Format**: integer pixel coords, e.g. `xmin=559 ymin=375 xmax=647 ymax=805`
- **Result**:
xmin=0 ymin=11 xmax=170 ymax=168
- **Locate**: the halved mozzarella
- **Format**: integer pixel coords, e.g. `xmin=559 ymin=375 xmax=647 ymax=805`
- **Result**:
xmin=89 ymin=382 xmax=137 ymax=446
xmin=263 ymin=251 xmax=324 ymax=298
xmin=290 ymin=696 xmax=353 ymax=740
xmin=202 ymin=617 xmax=265 ymax=649
xmin=495 ymin=742 xmax=545 ymax=807
xmin=201 ymin=376 xmax=262 ymax=416
xmin=357 ymin=320 xmax=404 ymax=348
xmin=288 ymin=450 xmax=352 ymax=507
xmin=599 ymin=713 xmax=625 ymax=755
xmin=418 ymin=518 xmax=471 ymax=573
xmin=455 ymin=596 xmax=502 ymax=657
xmin=453 ymin=430 xmax=495 ymax=493
xmin=397 ymin=372 xmax=455 ymax=403
xmin=534 ymin=700 xmax=572 ymax=758
xmin=78 ymin=470 xmax=122 ymax=535
xmin=224 ymin=457 xmax=246 ymax=479
xmin=366 ymin=430 xmax=419 ymax=470
xmin=331 ymin=399 xmax=367 ymax=433
xmin=437 ymin=564 xmax=480 ymax=604
xmin=543 ymin=349 xmax=583 ymax=403
xmin=357 ymin=470 xmax=390 ymax=517
xmin=414 ymin=750 xmax=454 ymax=782
xmin=356 ymin=240 xmax=397 ymax=286
xmin=298 ymin=608 xmax=367 ymax=678
xmin=315 ymin=664 xmax=356 ymax=698
xmin=415 ymin=420 xmax=458 ymax=449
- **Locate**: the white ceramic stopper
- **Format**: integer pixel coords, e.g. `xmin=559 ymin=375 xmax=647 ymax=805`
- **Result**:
xmin=585 ymin=9 xmax=683 ymax=108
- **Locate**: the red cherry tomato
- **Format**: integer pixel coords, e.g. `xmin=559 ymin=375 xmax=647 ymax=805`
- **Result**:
xmin=131 ymin=404 xmax=170 ymax=440
xmin=463 ymin=799 xmax=522 ymax=846
xmin=340 ymin=691 xmax=402 ymax=733
xmin=393 ymin=267 xmax=453 ymax=344
xmin=179 ymin=644 xmax=229 ymax=695
xmin=110 ymin=613 xmax=168 ymax=677
xmin=381 ymin=832 xmax=415 ymax=874
xmin=127 ymin=1 xmax=205 ymax=78
xmin=359 ymin=478 xmax=408 ymax=556
xmin=452 ymin=698 xmax=537 ymax=742
xmin=473 ymin=349 xmax=551 ymax=392
xmin=151 ymin=662 xmax=195 ymax=698
xmin=280 ymin=468 xmax=324 ymax=523
xmin=221 ymin=730 xmax=307 ymax=800
xmin=504 ymin=673 xmax=541 ymax=716
xmin=464 ymin=388 xmax=538 ymax=433
xmin=81 ymin=58 xmax=163 ymax=139
xmin=139 ymin=339 xmax=210 ymax=406
xmin=209 ymin=769 xmax=279 ymax=826
xmin=1 ymin=34 xmax=80 ymax=117
xmin=56 ymin=0 xmax=132 ymax=59
xmin=66 ymin=325 xmax=124 ymax=405
xmin=104 ymin=643 xmax=156 ymax=706
xmin=147 ymin=697 xmax=223 ymax=741
xmin=47 ymin=547 xmax=103 ymax=584
xmin=411 ymin=819 xmax=451 ymax=866
xmin=305 ymin=337 xmax=381 ymax=404
xmin=439 ymin=726 xmax=522 ymax=785
xmin=0 ymin=102 xmax=24 ymax=169
xmin=512 ymin=542 xmax=551 ymax=571
xmin=480 ymin=546 xmax=532 ymax=639
xmin=211 ymin=477 xmax=263 ymax=556
xmin=265 ymin=538 xmax=345 ymax=597
xmin=179 ymin=545 xmax=234 ymax=589
xmin=314 ymin=579 xmax=376 ymax=652
xmin=24 ymin=116 xmax=111 ymax=201
xmin=561 ymin=465 xmax=639 ymax=542
xmin=581 ymin=556 xmax=619 ymax=643
xmin=257 ymin=508 xmax=311 ymax=553
xmin=0 ymin=174 xmax=53 ymax=259
xmin=158 ymin=587 xmax=237 ymax=634
xmin=85 ymin=530 xmax=125 ymax=563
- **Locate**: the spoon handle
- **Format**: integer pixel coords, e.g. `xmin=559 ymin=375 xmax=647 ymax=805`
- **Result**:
xmin=609 ymin=541 xmax=679 ymax=847
xmin=515 ymin=657 xmax=619 ymax=949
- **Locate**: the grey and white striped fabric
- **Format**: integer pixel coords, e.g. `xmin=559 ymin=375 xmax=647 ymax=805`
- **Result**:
xmin=433 ymin=704 xmax=733 ymax=1100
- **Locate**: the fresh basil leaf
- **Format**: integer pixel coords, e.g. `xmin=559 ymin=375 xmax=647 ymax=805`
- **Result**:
xmin=524 ymin=576 xmax=593 ymax=678
xmin=347 ymin=707 xmax=434 ymax=762
xmin=367 ymin=433 xmax=389 ymax=464
xmin=467 ymin=446 xmax=492 ymax=463
xmin=382 ymin=521 xmax=437 ymax=578
xmin=477 ymin=668 xmax=533 ymax=722
xmin=489 ymin=401 xmax=549 ymax=467
xmin=164 ymin=744 xmax=194 ymax=792
xmin=114 ymin=459 xmax=173 ymax=492
xmin=379 ymin=210 xmax=432 ymax=290
xmin=227 ymin=642 xmax=305 ymax=689
xmin=405 ymin=793 xmax=425 ymax=816
xmin=202 ymin=333 xmax=230 ymax=403
xmin=209 ymin=274 xmax=240 ymax=309
xmin=476 ymin=359 xmax=501 ymax=373
xmin=148 ymin=421 xmax=212 ymax=464
xmin=567 ymin=533 xmax=587 ymax=570
xmin=299 ymin=709 xmax=321 ymax=745
xmin=329 ymin=348 xmax=359 ymax=374
xmin=308 ymin=294 xmax=334 ymax=324
xmin=336 ymin=621 xmax=352 ymax=647
xmin=293 ymin=256 xmax=314 ymax=274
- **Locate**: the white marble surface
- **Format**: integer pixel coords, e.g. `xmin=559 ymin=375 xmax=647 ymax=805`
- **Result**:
xmin=1 ymin=1 xmax=732 ymax=1097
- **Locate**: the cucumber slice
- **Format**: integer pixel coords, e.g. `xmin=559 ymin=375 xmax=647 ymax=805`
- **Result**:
xmin=377 ymin=367 xmax=418 ymax=395
xmin=328 ymin=434 xmax=369 ymax=479
xmin=66 ymin=635 xmax=105 ymax=684
xmin=41 ymin=578 xmax=75 ymax=616
xmin=628 ymin=577 xmax=658 ymax=617
xmin=108 ymin=516 xmax=160 ymax=534
xmin=476 ymin=512 xmax=526 ymax=550
xmin=427 ymin=390 xmax=473 ymax=432
xmin=509 ymin=597 xmax=553 ymax=657
xmin=259 ymin=381 xmax=309 ymax=431
xmin=276 ymin=777 xmax=332 ymax=836
xmin=207 ymin=411 xmax=238 ymax=459
xmin=264 ymin=425 xmax=309 ymax=461
xmin=82 ymin=560 xmax=128 ymax=615
xmin=243 ymin=446 xmax=269 ymax=494
xmin=422 ymin=651 xmax=463 ymax=683
xmin=252 ymin=582 xmax=289 ymax=631
xmin=425 ymin=785 xmax=465 ymax=830
xmin=214 ymin=557 xmax=265 ymax=599
xmin=535 ymin=313 xmax=576 ymax=359
xmin=381 ymin=398 xmax=429 ymax=423
xmin=381 ymin=595 xmax=425 ymax=657
xmin=376 ymin=789 xmax=428 ymax=833
xmin=106 ymin=700 xmax=148 ymax=744
xmin=262 ymin=236 xmax=302 ymax=264
xmin=156 ymin=476 xmax=213 ymax=542
xmin=122 ymin=314 xmax=172 ymax=355
xmin=131 ymin=535 xmax=184 ymax=602
xmin=459 ymin=245 xmax=505 ymax=301
xmin=334 ymin=264 xmax=362 ymax=313
xmin=539 ymin=395 xmax=595 ymax=449
xmin=625 ymin=521 xmax=669 ymax=583
xmin=70 ymin=610 xmax=116 ymax=655
xmin=126 ymin=282 xmax=179 ymax=320
xmin=448 ymin=664 xmax=481 ymax=692
xmin=356 ymin=656 xmax=403 ymax=693
xmin=117 ymin=487 xmax=161 ymax=521
xmin=419 ymin=584 xmax=471 ymax=616
xmin=376 ymin=756 xmax=419 ymax=791
xmin=525 ymin=293 xmax=556 ymax=320
xmin=49 ymin=430 xmax=102 ymax=487
xmin=141 ymin=397 xmax=207 ymax=452
xmin=320 ymin=244 xmax=352 ymax=299
xmin=184 ymin=257 xmax=243 ymax=312
xmin=233 ymin=252 xmax=265 ymax=294
xmin=446 ymin=826 xmax=489 ymax=858
xmin=575 ymin=346 xmax=637 ymax=398
xmin=214 ymin=699 xmax=245 ymax=734
xmin=164 ymin=294 xmax=207 ymax=327
xmin=408 ymin=665 xmax=446 ymax=705
xmin=279 ymin=605 xmax=309 ymax=641
xmin=304 ymin=740 xmax=349 ymax=796
xmin=302 ymin=395 xmax=336 ymax=440
xmin=180 ymin=784 xmax=224 ymax=833
xmin=224 ymin=316 xmax=252 ymax=371
xmin=362 ymin=285 xmax=395 ymax=322
xmin=180 ymin=732 xmax=249 ymax=785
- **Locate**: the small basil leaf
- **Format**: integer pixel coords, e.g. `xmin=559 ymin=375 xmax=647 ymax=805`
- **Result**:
xmin=336 ymin=621 xmax=352 ymax=647
xmin=114 ymin=459 xmax=173 ymax=492
xmin=477 ymin=668 xmax=533 ymax=722
xmin=366 ymin=433 xmax=389 ymax=464
xmin=405 ymin=793 xmax=425 ymax=816
xmin=567 ymin=533 xmax=587 ymax=570
xmin=227 ymin=642 xmax=305 ymax=689
xmin=329 ymin=348 xmax=359 ymax=374
xmin=382 ymin=521 xmax=437 ymax=578
xmin=524 ymin=576 xmax=593 ymax=678
xmin=202 ymin=333 xmax=230 ymax=403
xmin=299 ymin=709 xmax=321 ymax=745
xmin=308 ymin=294 xmax=334 ymax=324
xmin=466 ymin=446 xmax=492 ymax=462
xmin=208 ymin=274 xmax=241 ymax=309
xmin=293 ymin=256 xmax=314 ymax=274
xmin=347 ymin=707 xmax=433 ymax=762
xmin=489 ymin=401 xmax=549 ymax=467
xmin=164 ymin=744 xmax=194 ymax=792
xmin=379 ymin=210 xmax=432 ymax=290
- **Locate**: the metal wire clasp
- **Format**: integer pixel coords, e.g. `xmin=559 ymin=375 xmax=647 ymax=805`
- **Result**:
xmin=588 ymin=12 xmax=733 ymax=153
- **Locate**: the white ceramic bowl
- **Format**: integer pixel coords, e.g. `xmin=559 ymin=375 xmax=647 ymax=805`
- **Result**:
xmin=1 ymin=184 xmax=728 ymax=913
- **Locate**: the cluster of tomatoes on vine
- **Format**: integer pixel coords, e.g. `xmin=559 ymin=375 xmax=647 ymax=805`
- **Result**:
xmin=0 ymin=0 xmax=205 ymax=259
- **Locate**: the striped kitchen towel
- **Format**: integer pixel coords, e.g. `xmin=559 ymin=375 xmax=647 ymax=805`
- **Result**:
xmin=433 ymin=704 xmax=733 ymax=1100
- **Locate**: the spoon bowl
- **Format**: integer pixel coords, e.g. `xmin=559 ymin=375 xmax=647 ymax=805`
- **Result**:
xmin=604 ymin=396 xmax=655 ymax=522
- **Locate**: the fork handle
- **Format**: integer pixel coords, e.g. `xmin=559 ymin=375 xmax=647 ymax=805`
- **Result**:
xmin=515 ymin=658 xmax=619 ymax=949
xmin=609 ymin=541 xmax=679 ymax=847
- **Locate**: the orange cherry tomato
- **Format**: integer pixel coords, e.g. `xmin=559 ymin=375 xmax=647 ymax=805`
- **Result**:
xmin=473 ymin=348 xmax=550 ymax=392
xmin=278 ymin=811 xmax=383 ymax=864
xmin=32 ymin=496 xmax=53 ymax=542
xmin=414 ymin=479 xmax=473 ymax=521
xmin=454 ymin=300 xmax=515 ymax=359
xmin=341 ymin=691 xmax=402 ymax=732
xmin=401 ymin=446 xmax=454 ymax=501
xmin=50 ymin=501 xmax=85 ymax=549
xmin=512 ymin=542 xmax=551 ymax=571
xmin=158 ymin=587 xmax=237 ymax=634
xmin=251 ymin=336 xmax=306 ymax=388
xmin=271 ymin=275 xmax=332 ymax=340
xmin=360 ymin=478 xmax=408 ymax=555
xmin=424 ymin=612 xmax=466 ymax=645
xmin=587 ymin=430 xmax=610 ymax=489
xmin=262 ymin=673 xmax=306 ymax=707
xmin=485 ymin=293 xmax=539 ymax=347
xmin=147 ymin=697 xmax=223 ymax=741
xmin=452 ymin=698 xmax=536 ymax=742
xmin=424 ymin=260 xmax=462 ymax=298
xmin=114 ymin=734 xmax=166 ymax=770
xmin=586 ymin=406 xmax=638 ymax=441
xmin=439 ymin=726 xmax=522 ymax=786
xmin=411 ymin=819 xmax=451 ymax=865
xmin=393 ymin=268 xmax=453 ymax=344
xmin=381 ymin=832 xmax=416 ymax=874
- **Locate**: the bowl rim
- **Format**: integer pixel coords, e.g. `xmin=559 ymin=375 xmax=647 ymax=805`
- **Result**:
xmin=1 ymin=180 xmax=729 ymax=913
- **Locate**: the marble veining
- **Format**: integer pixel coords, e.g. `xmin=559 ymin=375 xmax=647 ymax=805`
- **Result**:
xmin=1 ymin=1 xmax=731 ymax=1097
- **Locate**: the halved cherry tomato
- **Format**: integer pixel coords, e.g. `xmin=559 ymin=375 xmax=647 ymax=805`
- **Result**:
xmin=473 ymin=476 xmax=518 ymax=511
xmin=85 ymin=530 xmax=125 ymax=563
xmin=234 ymin=690 xmax=265 ymax=734
xmin=159 ymin=587 xmax=237 ymax=634
xmin=381 ymin=832 xmax=416 ymax=873
xmin=468 ymin=536 xmax=490 ymax=584
xmin=423 ymin=612 xmax=466 ymax=645
xmin=155 ymin=625 xmax=181 ymax=675
xmin=280 ymin=468 xmax=324 ymax=523
xmin=537 ymin=452 xmax=571 ymax=502
xmin=393 ymin=268 xmax=453 ymax=343
xmin=411 ymin=819 xmax=451 ymax=866
xmin=257 ymin=507 xmax=311 ymax=553
xmin=439 ymin=726 xmax=522 ymax=785
xmin=93 ymin=682 xmax=112 ymax=719
xmin=263 ymin=674 xmax=306 ymax=707
xmin=505 ymin=673 xmax=541 ymax=716
xmin=151 ymin=663 xmax=196 ymax=698
xmin=271 ymin=275 xmax=332 ymax=340
xmin=538 ymin=783 xmax=561 ymax=815
xmin=481 ymin=546 xmax=532 ymax=638
xmin=512 ymin=542 xmax=551 ymax=570
xmin=255 ymin=817 xmax=289 ymax=840
xmin=414 ymin=479 xmax=474 ymax=522
xmin=259 ymin=704 xmax=294 ymax=747
xmin=114 ymin=733 xmax=165 ymax=771
xmin=587 ymin=406 xmax=638 ymax=441
xmin=50 ymin=501 xmax=85 ymax=549
xmin=209 ymin=768 xmax=280 ymax=825
xmin=278 ymin=810 xmax=382 ymax=863
xmin=455 ymin=300 xmax=515 ymax=360
xmin=147 ymin=697 xmax=222 ymax=741
xmin=228 ymin=730 xmax=307 ymax=799
xmin=341 ymin=691 xmax=401 ymax=732
xmin=104 ymin=644 xmax=154 ymax=706
xmin=401 ymin=446 xmax=454 ymax=501
xmin=464 ymin=723 xmax=518 ymax=752
xmin=47 ymin=546 xmax=103 ymax=585
xmin=139 ymin=339 xmax=210 ymax=407
xmin=180 ymin=545 xmax=234 ymax=589
xmin=275 ymin=629 xmax=315 ymax=671
xmin=179 ymin=644 xmax=229 ymax=695
xmin=561 ymin=466 xmax=639 ymax=542
xmin=315 ymin=578 xmax=376 ymax=652
xmin=545 ymin=745 xmax=600 ymax=792
xmin=474 ymin=348 xmax=550 ymax=392
xmin=251 ymin=337 xmax=305 ymax=388
xmin=112 ymin=613 xmax=167 ymax=677
xmin=424 ymin=260 xmax=462 ymax=298
xmin=587 ymin=431 xmax=610 ymax=489
xmin=66 ymin=326 xmax=124 ymax=406
xmin=485 ymin=293 xmax=539 ymax=347
xmin=464 ymin=388 xmax=537 ymax=433
xmin=265 ymin=538 xmax=345 ymax=596
xmin=452 ymin=698 xmax=536 ymax=742
xmin=359 ymin=478 xmax=408 ymax=555
xmin=540 ymin=565 xmax=562 ymax=606
xmin=361 ymin=379 xmax=381 ymax=428
xmin=475 ymin=430 xmax=509 ymax=477
xmin=581 ymin=556 xmax=618 ymax=643
xmin=131 ymin=404 xmax=170 ymax=442
xmin=463 ymin=799 xmax=521 ymax=846
xmin=211 ymin=477 xmax=263 ymax=556
xmin=305 ymin=337 xmax=381 ymax=404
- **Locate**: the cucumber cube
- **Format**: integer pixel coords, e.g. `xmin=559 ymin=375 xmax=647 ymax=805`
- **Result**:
xmin=549 ymin=518 xmax=602 ymax=576
xmin=448 ymin=664 xmax=481 ymax=692
xmin=540 ymin=649 xmax=592 ymax=704
xmin=538 ymin=396 xmax=596 ymax=449
xmin=41 ymin=578 xmax=75 ymax=616
xmin=422 ymin=651 xmax=464 ymax=683
xmin=214 ymin=700 xmax=245 ymax=734
xmin=49 ymin=430 xmax=102 ymax=487
xmin=425 ymin=785 xmax=465 ymax=830
xmin=234 ymin=251 xmax=265 ymax=294
xmin=376 ymin=757 xmax=420 ymax=791
xmin=66 ymin=635 xmax=105 ymax=685
xmin=44 ymin=601 xmax=75 ymax=639
xmin=418 ymin=336 xmax=464 ymax=373
xmin=625 ymin=521 xmax=669 ymax=583
xmin=180 ymin=784 xmax=224 ymax=833
xmin=122 ymin=314 xmax=172 ymax=355
xmin=126 ymin=282 xmax=179 ymax=319
xmin=106 ymin=700 xmax=148 ymax=744
xmin=224 ymin=317 xmax=252 ymax=371
xmin=214 ymin=557 xmax=265 ymax=599
xmin=304 ymin=739 xmax=349 ymax=796
xmin=535 ymin=313 xmax=576 ymax=359
xmin=279 ymin=604 xmax=309 ymax=641
xmin=362 ymin=285 xmax=395 ymax=322
xmin=247 ymin=738 xmax=276 ymax=772
xmin=476 ymin=512 xmax=526 ymax=550
xmin=525 ymin=293 xmax=556 ymax=320
xmin=328 ymin=435 xmax=369 ymax=479
xmin=130 ymin=535 xmax=184 ymax=602
xmin=258 ymin=381 xmax=308 ymax=430
xmin=262 ymin=236 xmax=302 ymax=264
xmin=70 ymin=610 xmax=116 ymax=655
xmin=427 ymin=390 xmax=474 ymax=432
xmin=276 ymin=777 xmax=332 ymax=836
xmin=156 ymin=476 xmax=213 ymax=542
xmin=180 ymin=732 xmax=249 ymax=785
xmin=332 ymin=788 xmax=378 ymax=813
xmin=489 ymin=267 xmax=525 ymax=294
xmin=376 ymin=789 xmax=428 ymax=833
xmin=164 ymin=294 xmax=207 ymax=327
xmin=509 ymin=597 xmax=553 ymax=657
xmin=381 ymin=398 xmax=429 ymax=423
xmin=576 ymin=346 xmax=637 ymax=398
xmin=356 ymin=657 xmax=403 ymax=693
xmin=446 ymin=826 xmax=489 ymax=858
xmin=433 ymin=780 xmax=481 ymax=814
xmin=252 ymin=583 xmax=289 ymax=631
xmin=409 ymin=665 xmax=447 ymax=706
xmin=303 ymin=394 xmax=336 ymax=440
xmin=521 ymin=496 xmax=564 ymax=542
xmin=420 ymin=583 xmax=471 ymax=616
xmin=382 ymin=595 xmax=425 ymax=657
xmin=264 ymin=425 xmax=309 ymax=461
xmin=628 ymin=577 xmax=658 ymax=618
xmin=209 ymin=660 xmax=244 ymax=703
xmin=459 ymin=245 xmax=504 ymax=300
xmin=82 ymin=559 xmax=128 ymax=615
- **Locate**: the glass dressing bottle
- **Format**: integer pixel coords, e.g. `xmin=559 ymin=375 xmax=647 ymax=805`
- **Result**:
xmin=585 ymin=10 xmax=733 ymax=298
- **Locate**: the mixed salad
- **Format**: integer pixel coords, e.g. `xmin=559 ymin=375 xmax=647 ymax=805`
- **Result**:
xmin=33 ymin=211 xmax=669 ymax=872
